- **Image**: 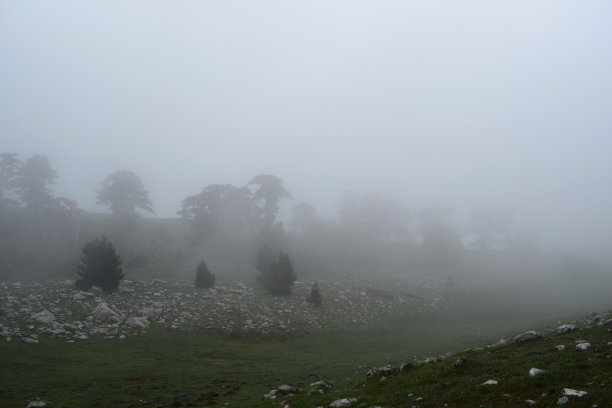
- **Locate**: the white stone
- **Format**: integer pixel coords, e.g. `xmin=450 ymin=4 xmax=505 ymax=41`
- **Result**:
xmin=92 ymin=303 xmax=123 ymax=323
xmin=556 ymin=345 xmax=566 ymax=351
xmin=310 ymin=380 xmax=333 ymax=389
xmin=141 ymin=307 xmax=162 ymax=318
xmin=125 ymin=316 xmax=150 ymax=329
xmin=329 ymin=398 xmax=357 ymax=407
xmin=26 ymin=400 xmax=46 ymax=407
xmin=21 ymin=337 xmax=38 ymax=344
xmin=525 ymin=399 xmax=536 ymax=405
xmin=482 ymin=380 xmax=498 ymax=385
xmin=563 ymin=388 xmax=588 ymax=397
xmin=529 ymin=368 xmax=545 ymax=377
xmin=556 ymin=324 xmax=575 ymax=334
xmin=277 ymin=384 xmax=297 ymax=394
xmin=514 ymin=331 xmax=540 ymax=342
xmin=576 ymin=343 xmax=591 ymax=351
xmin=557 ymin=396 xmax=569 ymax=405
xmin=32 ymin=310 xmax=56 ymax=325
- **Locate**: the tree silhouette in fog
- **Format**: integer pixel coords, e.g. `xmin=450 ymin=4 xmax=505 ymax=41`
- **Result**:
xmin=14 ymin=155 xmax=57 ymax=212
xmin=179 ymin=184 xmax=258 ymax=233
xmin=249 ymin=174 xmax=291 ymax=229
xmin=256 ymin=249 xmax=296 ymax=295
xmin=97 ymin=170 xmax=154 ymax=218
xmin=0 ymin=153 xmax=21 ymax=210
xmin=75 ymin=236 xmax=123 ymax=292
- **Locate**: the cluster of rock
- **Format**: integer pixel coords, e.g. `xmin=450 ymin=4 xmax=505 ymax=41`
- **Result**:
xmin=0 ymin=278 xmax=444 ymax=343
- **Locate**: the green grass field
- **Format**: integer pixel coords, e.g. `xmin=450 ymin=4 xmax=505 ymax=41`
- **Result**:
xmin=3 ymin=290 xmax=606 ymax=407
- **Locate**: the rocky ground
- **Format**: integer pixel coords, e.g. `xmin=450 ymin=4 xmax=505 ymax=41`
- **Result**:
xmin=0 ymin=277 xmax=444 ymax=344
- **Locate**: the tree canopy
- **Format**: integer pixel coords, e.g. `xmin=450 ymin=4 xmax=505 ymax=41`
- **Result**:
xmin=97 ymin=170 xmax=154 ymax=217
xmin=249 ymin=174 xmax=291 ymax=228
xmin=14 ymin=155 xmax=57 ymax=211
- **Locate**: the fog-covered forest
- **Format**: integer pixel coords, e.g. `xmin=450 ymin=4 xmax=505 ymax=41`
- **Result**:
xmin=1 ymin=151 xmax=607 ymax=285
xmin=2 ymin=1 xmax=611 ymax=407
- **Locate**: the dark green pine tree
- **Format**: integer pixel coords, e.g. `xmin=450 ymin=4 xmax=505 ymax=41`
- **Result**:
xmin=75 ymin=236 xmax=123 ymax=292
xmin=306 ymin=281 xmax=322 ymax=307
xmin=256 ymin=250 xmax=296 ymax=295
xmin=195 ymin=260 xmax=216 ymax=289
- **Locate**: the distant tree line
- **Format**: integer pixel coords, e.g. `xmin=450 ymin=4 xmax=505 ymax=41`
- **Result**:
xmin=1 ymin=151 xmax=537 ymax=287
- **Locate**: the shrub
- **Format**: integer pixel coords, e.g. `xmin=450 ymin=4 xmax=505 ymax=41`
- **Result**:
xmin=306 ymin=281 xmax=322 ymax=306
xmin=256 ymin=250 xmax=296 ymax=295
xmin=75 ymin=236 xmax=123 ymax=292
xmin=195 ymin=260 xmax=216 ymax=289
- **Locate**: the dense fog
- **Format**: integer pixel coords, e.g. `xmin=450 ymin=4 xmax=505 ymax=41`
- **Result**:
xmin=1 ymin=1 xmax=611 ymax=285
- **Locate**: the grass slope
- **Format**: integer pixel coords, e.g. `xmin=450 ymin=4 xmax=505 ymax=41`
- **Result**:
xmin=288 ymin=316 xmax=612 ymax=408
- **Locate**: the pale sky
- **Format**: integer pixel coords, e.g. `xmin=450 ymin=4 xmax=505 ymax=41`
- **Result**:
xmin=2 ymin=1 xmax=611 ymax=256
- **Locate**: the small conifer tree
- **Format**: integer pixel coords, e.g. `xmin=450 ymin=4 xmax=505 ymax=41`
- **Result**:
xmin=75 ymin=236 xmax=123 ymax=292
xmin=306 ymin=281 xmax=322 ymax=307
xmin=195 ymin=260 xmax=216 ymax=289
xmin=256 ymin=250 xmax=296 ymax=295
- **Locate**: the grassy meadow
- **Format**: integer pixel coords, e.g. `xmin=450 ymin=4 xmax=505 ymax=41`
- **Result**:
xmin=2 ymin=275 xmax=609 ymax=408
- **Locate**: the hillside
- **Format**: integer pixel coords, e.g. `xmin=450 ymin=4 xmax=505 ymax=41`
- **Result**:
xmin=281 ymin=313 xmax=612 ymax=408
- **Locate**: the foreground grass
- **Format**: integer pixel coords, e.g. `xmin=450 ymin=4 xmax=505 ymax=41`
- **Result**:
xmin=1 ymin=285 xmax=609 ymax=407
xmin=288 ymin=319 xmax=612 ymax=408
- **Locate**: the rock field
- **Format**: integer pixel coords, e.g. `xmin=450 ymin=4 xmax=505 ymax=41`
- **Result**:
xmin=0 ymin=278 xmax=444 ymax=343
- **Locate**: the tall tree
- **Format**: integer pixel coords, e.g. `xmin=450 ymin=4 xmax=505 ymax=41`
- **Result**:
xmin=249 ymin=174 xmax=291 ymax=228
xmin=289 ymin=201 xmax=317 ymax=232
xmin=178 ymin=184 xmax=257 ymax=233
xmin=0 ymin=153 xmax=21 ymax=209
xmin=14 ymin=155 xmax=57 ymax=211
xmin=97 ymin=170 xmax=154 ymax=217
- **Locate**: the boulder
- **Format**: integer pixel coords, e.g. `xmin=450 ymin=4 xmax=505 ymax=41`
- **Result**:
xmin=514 ymin=331 xmax=541 ymax=342
xmin=556 ymin=324 xmax=575 ymax=334
xmin=482 ymin=380 xmax=498 ymax=385
xmin=21 ymin=337 xmax=38 ymax=344
xmin=125 ymin=316 xmax=150 ymax=329
xmin=555 ymin=345 xmax=566 ymax=351
xmin=576 ymin=342 xmax=591 ymax=351
xmin=557 ymin=396 xmax=569 ymax=405
xmin=141 ymin=307 xmax=162 ymax=318
xmin=32 ymin=310 xmax=56 ymax=325
xmin=563 ymin=388 xmax=588 ymax=397
xmin=529 ymin=368 xmax=545 ymax=377
xmin=366 ymin=366 xmax=394 ymax=380
xmin=26 ymin=400 xmax=46 ymax=407
xmin=329 ymin=398 xmax=357 ymax=407
xmin=310 ymin=380 xmax=333 ymax=389
xmin=92 ymin=303 xmax=123 ymax=322
xmin=277 ymin=384 xmax=298 ymax=394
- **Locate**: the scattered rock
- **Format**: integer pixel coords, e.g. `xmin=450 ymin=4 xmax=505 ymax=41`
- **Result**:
xmin=125 ymin=316 xmax=150 ymax=329
xmin=26 ymin=400 xmax=46 ymax=407
xmin=366 ymin=366 xmax=394 ymax=379
xmin=563 ymin=388 xmax=588 ymax=397
xmin=525 ymin=399 xmax=536 ymax=405
xmin=277 ymin=384 xmax=298 ymax=394
xmin=576 ymin=342 xmax=591 ymax=351
xmin=556 ymin=345 xmax=566 ymax=351
xmin=310 ymin=380 xmax=333 ymax=389
xmin=556 ymin=324 xmax=575 ymax=334
xmin=482 ymin=380 xmax=498 ymax=385
xmin=529 ymin=368 xmax=545 ymax=377
xmin=92 ymin=303 xmax=123 ymax=323
xmin=557 ymin=396 xmax=569 ymax=405
xmin=514 ymin=331 xmax=541 ymax=342
xmin=329 ymin=397 xmax=357 ymax=407
xmin=20 ymin=337 xmax=38 ymax=344
xmin=31 ymin=310 xmax=56 ymax=325
xmin=141 ymin=307 xmax=162 ymax=318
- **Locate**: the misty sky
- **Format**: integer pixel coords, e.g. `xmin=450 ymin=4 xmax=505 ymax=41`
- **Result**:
xmin=2 ymin=1 xmax=612 ymax=255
